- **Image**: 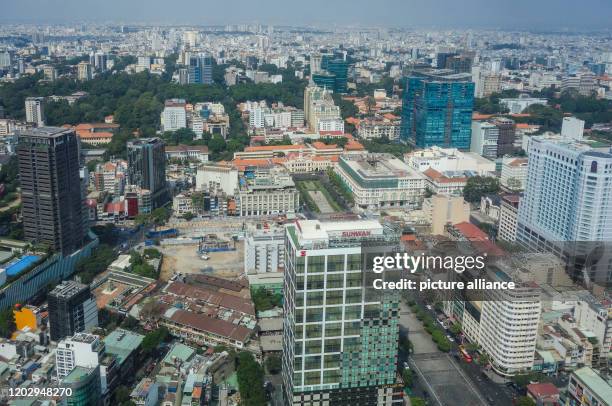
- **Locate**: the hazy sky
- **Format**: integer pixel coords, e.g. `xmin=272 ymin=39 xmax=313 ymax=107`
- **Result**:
xmin=2 ymin=0 xmax=611 ymax=29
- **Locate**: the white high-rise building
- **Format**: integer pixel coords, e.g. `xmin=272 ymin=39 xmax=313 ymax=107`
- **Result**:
xmin=55 ymin=333 xmax=104 ymax=379
xmin=517 ymin=137 xmax=612 ymax=285
xmin=244 ymin=224 xmax=285 ymax=274
xmin=25 ymin=97 xmax=45 ymax=127
xmin=561 ymin=117 xmax=585 ymax=141
xmin=470 ymin=121 xmax=499 ymax=159
xmin=478 ymin=280 xmax=541 ymax=376
xmin=500 ymin=157 xmax=529 ymax=191
xmin=160 ymin=99 xmax=187 ymax=132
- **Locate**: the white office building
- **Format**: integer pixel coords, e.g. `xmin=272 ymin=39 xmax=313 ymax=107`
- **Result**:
xmin=160 ymin=99 xmax=187 ymax=132
xmin=470 ymin=121 xmax=499 ymax=160
xmin=244 ymin=224 xmax=285 ymax=274
xmin=406 ymin=146 xmax=495 ymax=175
xmin=500 ymin=157 xmax=529 ymax=191
xmin=561 ymin=117 xmax=585 ymax=141
xmin=335 ymin=153 xmax=426 ymax=210
xmin=56 ymin=333 xmax=104 ymax=379
xmin=500 ymin=96 xmax=547 ymax=114
xmin=25 ymin=97 xmax=45 ymax=127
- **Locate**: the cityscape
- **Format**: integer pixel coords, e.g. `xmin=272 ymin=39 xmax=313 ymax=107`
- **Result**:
xmin=0 ymin=1 xmax=611 ymax=405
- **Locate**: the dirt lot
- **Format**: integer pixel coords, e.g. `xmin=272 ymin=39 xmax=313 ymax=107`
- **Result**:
xmin=159 ymin=240 xmax=245 ymax=282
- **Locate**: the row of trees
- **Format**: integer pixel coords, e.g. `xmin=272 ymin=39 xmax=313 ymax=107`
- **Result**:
xmin=411 ymin=303 xmax=452 ymax=352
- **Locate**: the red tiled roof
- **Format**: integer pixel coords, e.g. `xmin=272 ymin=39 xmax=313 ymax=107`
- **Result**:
xmin=527 ymin=383 xmax=559 ymax=398
xmin=166 ymin=281 xmax=255 ymax=316
xmin=167 ymin=308 xmax=253 ymax=343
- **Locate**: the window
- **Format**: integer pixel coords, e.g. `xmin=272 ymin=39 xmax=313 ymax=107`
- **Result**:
xmin=304 ymin=355 xmax=321 ymax=370
xmin=305 ymin=324 xmax=322 ymax=339
xmin=325 ymin=307 xmax=342 ymax=321
xmin=326 ymin=290 xmax=343 ymax=305
xmin=307 ymin=274 xmax=324 ymax=290
xmin=325 ymin=322 xmax=342 ymax=337
xmin=304 ymin=371 xmax=321 ymax=385
xmin=326 ymin=273 xmax=344 ymax=289
xmin=324 ymin=338 xmax=341 ymax=353
xmin=307 ymin=256 xmax=325 ymax=273
xmin=306 ymin=308 xmax=323 ymax=323
xmin=327 ymin=255 xmax=345 ymax=272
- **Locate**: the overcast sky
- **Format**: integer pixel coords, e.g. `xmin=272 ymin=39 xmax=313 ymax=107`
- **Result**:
xmin=2 ymin=0 xmax=611 ymax=29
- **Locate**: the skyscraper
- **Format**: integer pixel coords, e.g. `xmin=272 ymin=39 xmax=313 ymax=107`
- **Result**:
xmin=17 ymin=127 xmax=84 ymax=255
xmin=25 ymin=97 xmax=45 ymax=127
xmin=77 ymin=61 xmax=93 ymax=81
xmin=187 ymin=55 xmax=214 ymax=84
xmin=401 ymin=69 xmax=475 ymax=150
xmin=282 ymin=220 xmax=403 ymax=405
xmin=127 ymin=138 xmax=168 ymax=208
xmin=517 ymin=136 xmax=612 ymax=285
xmin=312 ymin=59 xmax=348 ymax=94
xmin=48 ymin=281 xmax=98 ymax=342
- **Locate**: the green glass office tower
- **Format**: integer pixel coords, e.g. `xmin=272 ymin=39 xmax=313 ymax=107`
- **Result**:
xmin=312 ymin=57 xmax=348 ymax=94
xmin=282 ymin=220 xmax=403 ymax=406
xmin=400 ymin=69 xmax=475 ymax=150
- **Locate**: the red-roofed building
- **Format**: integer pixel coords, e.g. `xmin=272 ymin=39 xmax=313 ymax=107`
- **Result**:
xmin=526 ymin=383 xmax=560 ymax=406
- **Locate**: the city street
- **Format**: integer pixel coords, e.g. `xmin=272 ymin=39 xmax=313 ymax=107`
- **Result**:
xmin=399 ymin=301 xmax=516 ymax=406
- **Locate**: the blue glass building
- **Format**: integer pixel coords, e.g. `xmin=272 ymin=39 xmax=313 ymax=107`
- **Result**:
xmin=400 ymin=69 xmax=475 ymax=150
xmin=312 ymin=55 xmax=348 ymax=93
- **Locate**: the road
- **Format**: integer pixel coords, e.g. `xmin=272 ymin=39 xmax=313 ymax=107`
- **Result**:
xmin=401 ymin=300 xmax=517 ymax=406
xmin=400 ymin=301 xmax=489 ymax=406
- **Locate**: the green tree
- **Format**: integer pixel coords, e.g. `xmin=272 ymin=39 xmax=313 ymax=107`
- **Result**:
xmin=402 ymin=368 xmax=414 ymax=388
xmin=182 ymin=212 xmax=195 ymax=221
xmin=515 ymin=396 xmax=536 ymax=406
xmin=463 ymin=176 xmax=500 ymax=203
xmin=141 ymin=326 xmax=169 ymax=355
xmin=0 ymin=307 xmax=16 ymax=338
xmin=450 ymin=323 xmax=462 ymax=335
xmin=410 ymin=397 xmax=427 ymax=406
xmin=236 ymin=352 xmax=267 ymax=406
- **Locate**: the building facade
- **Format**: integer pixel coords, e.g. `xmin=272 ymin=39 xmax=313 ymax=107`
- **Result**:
xmin=282 ymin=220 xmax=403 ymax=405
xmin=127 ymin=138 xmax=168 ymax=208
xmin=17 ymin=127 xmax=85 ymax=255
xmin=401 ymin=69 xmax=475 ymax=150
xmin=48 ymin=281 xmax=98 ymax=342
xmin=25 ymin=97 xmax=45 ymax=127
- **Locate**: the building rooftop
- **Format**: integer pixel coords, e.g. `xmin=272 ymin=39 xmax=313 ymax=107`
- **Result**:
xmin=573 ymin=366 xmax=612 ymax=401
xmin=62 ymin=366 xmax=94 ymax=384
xmin=162 ymin=342 xmax=196 ymax=365
xmin=49 ymin=280 xmax=88 ymax=299
xmin=103 ymin=328 xmax=144 ymax=365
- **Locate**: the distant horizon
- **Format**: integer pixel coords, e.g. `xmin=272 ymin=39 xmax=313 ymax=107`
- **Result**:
xmin=2 ymin=0 xmax=612 ymax=31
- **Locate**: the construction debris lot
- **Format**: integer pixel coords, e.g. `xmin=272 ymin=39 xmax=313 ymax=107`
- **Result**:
xmin=158 ymin=240 xmax=245 ymax=282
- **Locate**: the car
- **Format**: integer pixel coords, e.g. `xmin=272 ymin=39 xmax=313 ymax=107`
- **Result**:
xmin=403 ymin=361 xmax=410 ymax=370
xmin=426 ymin=305 xmax=433 ymax=310
xmin=446 ymin=335 xmax=454 ymax=342
xmin=200 ymin=255 xmax=210 ymax=260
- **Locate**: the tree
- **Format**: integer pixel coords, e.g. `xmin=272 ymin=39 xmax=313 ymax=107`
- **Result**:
xmin=251 ymin=287 xmax=282 ymax=312
xmin=515 ymin=396 xmax=536 ymax=406
xmin=402 ymin=368 xmax=414 ymax=388
xmin=366 ymin=96 xmax=377 ymax=114
xmin=150 ymin=207 xmax=170 ymax=226
xmin=236 ymin=352 xmax=267 ymax=406
xmin=0 ymin=307 xmax=16 ymax=338
xmin=141 ymin=326 xmax=169 ymax=355
xmin=463 ymin=176 xmax=500 ymax=203
xmin=450 ymin=323 xmax=462 ymax=335
xmin=265 ymin=354 xmax=282 ymax=374
xmin=506 ymin=177 xmax=522 ymax=192
xmin=410 ymin=397 xmax=427 ymax=406
xmin=182 ymin=212 xmax=195 ymax=221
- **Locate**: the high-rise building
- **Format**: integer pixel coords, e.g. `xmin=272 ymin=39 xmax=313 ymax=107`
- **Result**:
xmin=127 ymin=138 xmax=168 ymax=208
xmin=24 ymin=97 xmax=45 ymax=127
xmin=244 ymin=224 xmax=285 ymax=275
xmin=491 ymin=117 xmax=516 ymax=157
xmin=92 ymin=52 xmax=108 ymax=72
xmin=470 ymin=121 xmax=499 ymax=160
xmin=561 ymin=116 xmax=585 ymax=141
xmin=187 ymin=55 xmax=214 ymax=84
xmin=401 ymin=69 xmax=474 ymax=150
xmin=326 ymin=59 xmax=348 ymax=94
xmin=160 ymin=99 xmax=187 ymax=132
xmin=17 ymin=127 xmax=84 ymax=255
xmin=56 ymin=333 xmax=105 ymax=379
xmin=48 ymin=281 xmax=98 ymax=342
xmin=77 ymin=62 xmax=93 ymax=81
xmin=282 ymin=220 xmax=403 ymax=405
xmin=517 ymin=137 xmax=612 ymax=284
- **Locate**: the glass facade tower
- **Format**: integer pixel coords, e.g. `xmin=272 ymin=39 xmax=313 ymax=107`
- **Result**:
xmin=282 ymin=220 xmax=403 ymax=405
xmin=400 ymin=69 xmax=475 ymax=150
